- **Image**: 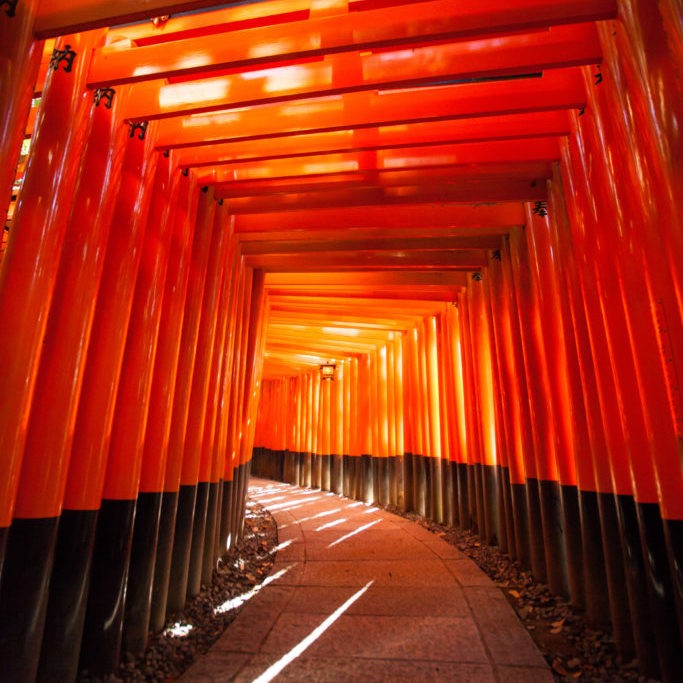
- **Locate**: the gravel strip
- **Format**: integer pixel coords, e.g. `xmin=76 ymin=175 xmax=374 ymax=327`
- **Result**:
xmin=382 ymin=505 xmax=656 ymax=683
xmin=79 ymin=498 xmax=278 ymax=683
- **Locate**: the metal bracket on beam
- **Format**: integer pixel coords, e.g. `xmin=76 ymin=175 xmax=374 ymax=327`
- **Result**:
xmin=1 ymin=0 xmax=18 ymax=18
xmin=491 ymin=249 xmax=502 ymax=261
xmin=128 ymin=121 xmax=148 ymax=140
xmin=472 ymin=272 xmax=483 ymax=282
xmin=93 ymin=87 xmax=115 ymax=109
xmin=49 ymin=44 xmax=77 ymax=73
xmin=182 ymin=168 xmax=189 ymax=176
xmin=594 ymin=65 xmax=603 ymax=85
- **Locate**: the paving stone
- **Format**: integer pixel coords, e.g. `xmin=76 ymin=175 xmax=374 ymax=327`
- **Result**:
xmin=299 ymin=558 xmax=459 ymax=587
xmin=465 ymin=585 xmax=549 ymax=667
xmin=233 ymin=655 xmax=496 ymax=682
xmin=179 ymin=652 xmax=250 ymax=682
xmin=444 ymin=558 xmax=495 ymax=586
xmin=495 ymin=665 xmax=556 ymax=682
xmin=259 ymin=612 xmax=489 ymax=663
xmin=418 ymin=537 xmax=468 ymax=560
xmin=282 ymin=584 xmax=471 ymax=617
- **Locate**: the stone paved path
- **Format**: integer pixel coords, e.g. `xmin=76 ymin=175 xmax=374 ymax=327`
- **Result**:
xmin=181 ymin=478 xmax=553 ymax=682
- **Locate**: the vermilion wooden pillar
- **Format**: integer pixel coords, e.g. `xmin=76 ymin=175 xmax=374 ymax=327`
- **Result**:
xmin=144 ymin=171 xmax=200 ymax=634
xmin=219 ymin=260 xmax=247 ymax=555
xmin=547 ymin=165 xmax=612 ymax=627
xmin=0 ymin=0 xmax=42 ymax=231
xmin=29 ymin=84 xmax=130 ymax=683
xmin=0 ymin=31 xmax=103 ymax=682
xmin=575 ymin=46 xmax=682 ymax=679
xmin=204 ymin=238 xmax=239 ymax=584
xmin=598 ymin=10 xmax=683 ymax=662
xmin=563 ymin=108 xmax=661 ymax=675
xmin=117 ymin=154 xmax=183 ymax=657
xmin=496 ymin=238 xmax=536 ymax=567
xmin=525 ymin=202 xmax=583 ymax=604
xmin=507 ymin=228 xmax=549 ymax=583
xmin=162 ymin=187 xmax=216 ymax=616
xmin=0 ymin=31 xmax=99 ymax=584
xmin=78 ymin=133 xmax=166 ymax=677
xmin=231 ymin=268 xmax=256 ymax=541
xmin=185 ymin=200 xmax=232 ymax=599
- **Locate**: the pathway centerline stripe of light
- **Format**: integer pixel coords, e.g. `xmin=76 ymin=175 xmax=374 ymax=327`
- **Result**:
xmin=249 ymin=580 xmax=375 ymax=683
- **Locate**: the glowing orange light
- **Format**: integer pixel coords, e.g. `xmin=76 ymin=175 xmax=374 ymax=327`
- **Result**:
xmin=320 ymin=363 xmax=336 ymax=380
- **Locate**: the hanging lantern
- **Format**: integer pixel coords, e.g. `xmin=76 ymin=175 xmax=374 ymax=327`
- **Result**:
xmin=320 ymin=363 xmax=336 ymax=381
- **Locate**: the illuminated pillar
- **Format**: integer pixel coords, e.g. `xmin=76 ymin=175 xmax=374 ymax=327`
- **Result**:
xmin=0 ymin=0 xmax=41 ymax=231
xmin=0 ymin=31 xmax=105 ymax=681
xmin=154 ymin=187 xmax=215 ymax=619
xmin=30 ymin=84 xmax=130 ymax=682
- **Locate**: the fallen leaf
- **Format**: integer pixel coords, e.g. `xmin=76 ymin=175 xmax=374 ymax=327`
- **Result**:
xmin=552 ymin=659 xmax=570 ymax=676
xmin=508 ymin=589 xmax=520 ymax=598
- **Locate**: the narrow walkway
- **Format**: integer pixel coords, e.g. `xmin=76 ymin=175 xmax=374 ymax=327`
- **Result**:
xmin=181 ymin=478 xmax=553 ymax=682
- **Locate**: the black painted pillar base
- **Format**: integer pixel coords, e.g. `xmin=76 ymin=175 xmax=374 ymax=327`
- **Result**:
xmin=230 ymin=466 xmax=242 ymax=545
xmin=322 ymin=454 xmax=332 ymax=491
xmin=379 ymin=457 xmax=389 ymax=506
xmin=395 ymin=455 xmax=405 ymax=511
xmin=217 ymin=480 xmax=232 ymax=557
xmin=187 ymin=482 xmax=209 ymax=599
xmin=443 ymin=459 xmax=454 ymax=527
xmin=413 ymin=455 xmax=425 ymax=517
xmin=150 ymin=491 xmax=179 ymax=633
xmin=80 ymin=498 xmax=137 ymax=677
xmin=636 ymin=502 xmax=683 ymax=682
xmin=0 ymin=517 xmax=59 ymax=683
xmin=663 ymin=517 xmax=683 ymax=645
xmin=616 ymin=494 xmax=659 ymax=678
xmin=539 ymin=479 xmax=569 ymax=597
xmin=525 ymin=478 xmax=547 ymax=581
xmin=0 ymin=526 xmax=7 ymax=583
xmin=481 ymin=464 xmax=499 ymax=546
xmin=560 ymin=484 xmax=585 ymax=608
xmin=311 ymin=453 xmax=320 ymax=489
xmin=431 ymin=456 xmax=442 ymax=523
xmin=449 ymin=460 xmax=460 ymax=526
xmin=473 ymin=463 xmax=484 ymax=537
xmin=123 ymin=491 xmax=163 ymax=655
xmin=342 ymin=455 xmax=350 ymax=497
xmin=295 ymin=452 xmax=303 ymax=486
xmin=498 ymin=465 xmax=513 ymax=555
xmin=387 ymin=456 xmax=396 ymax=506
xmin=596 ymin=492 xmax=634 ymax=657
xmin=38 ymin=509 xmax=98 ymax=683
xmin=467 ymin=463 xmax=477 ymax=533
xmin=361 ymin=454 xmax=373 ymax=503
xmin=302 ymin=452 xmax=311 ymax=488
xmin=510 ymin=482 xmax=530 ymax=568
xmin=166 ymin=484 xmax=197 ymax=616
xmin=402 ymin=454 xmax=414 ymax=513
xmin=202 ymin=481 xmax=220 ymax=586
xmin=230 ymin=465 xmax=243 ymax=543
xmin=371 ymin=457 xmax=380 ymax=504
xmin=578 ymin=490 xmax=610 ymax=627
xmin=457 ymin=462 xmax=471 ymax=529
xmin=332 ymin=454 xmax=343 ymax=495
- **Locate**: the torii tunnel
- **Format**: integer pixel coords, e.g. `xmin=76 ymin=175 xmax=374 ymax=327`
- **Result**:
xmin=0 ymin=0 xmax=682 ymax=681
